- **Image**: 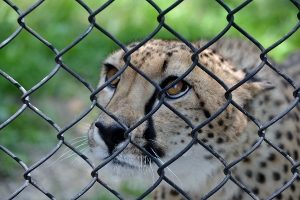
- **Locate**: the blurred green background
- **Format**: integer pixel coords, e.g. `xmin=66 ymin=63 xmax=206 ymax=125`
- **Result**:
xmin=0 ymin=0 xmax=299 ymax=199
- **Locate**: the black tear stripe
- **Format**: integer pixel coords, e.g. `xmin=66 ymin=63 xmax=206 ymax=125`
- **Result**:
xmin=162 ymin=59 xmax=169 ymax=73
xmin=145 ymin=88 xmax=159 ymax=114
xmin=143 ymin=90 xmax=165 ymax=159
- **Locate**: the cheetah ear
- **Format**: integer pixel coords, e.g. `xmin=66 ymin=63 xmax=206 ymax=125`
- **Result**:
xmin=244 ymin=80 xmax=274 ymax=96
xmin=242 ymin=70 xmax=275 ymax=95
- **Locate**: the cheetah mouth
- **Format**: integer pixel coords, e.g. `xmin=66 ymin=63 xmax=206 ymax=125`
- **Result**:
xmin=106 ymin=154 xmax=152 ymax=170
xmin=111 ymin=157 xmax=139 ymax=169
xmin=143 ymin=142 xmax=165 ymax=160
xmin=105 ymin=142 xmax=164 ymax=169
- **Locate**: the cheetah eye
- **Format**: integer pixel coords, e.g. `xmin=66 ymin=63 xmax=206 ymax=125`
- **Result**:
xmin=161 ymin=76 xmax=190 ymax=99
xmin=105 ymin=64 xmax=120 ymax=88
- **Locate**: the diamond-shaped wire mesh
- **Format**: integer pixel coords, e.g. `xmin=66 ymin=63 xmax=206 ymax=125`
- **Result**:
xmin=1 ymin=0 xmax=300 ymax=199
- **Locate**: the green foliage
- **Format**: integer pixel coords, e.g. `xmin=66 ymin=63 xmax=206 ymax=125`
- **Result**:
xmin=92 ymin=192 xmax=118 ymax=200
xmin=120 ymin=181 xmax=151 ymax=199
xmin=0 ymin=152 xmax=19 ymax=178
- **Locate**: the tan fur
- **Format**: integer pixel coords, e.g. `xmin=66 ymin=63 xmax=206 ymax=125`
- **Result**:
xmin=88 ymin=39 xmax=300 ymax=200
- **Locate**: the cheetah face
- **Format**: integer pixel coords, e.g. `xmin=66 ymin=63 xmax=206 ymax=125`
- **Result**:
xmin=88 ymin=40 xmax=264 ymax=173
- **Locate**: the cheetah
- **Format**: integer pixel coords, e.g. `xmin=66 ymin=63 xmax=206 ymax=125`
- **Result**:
xmin=87 ymin=39 xmax=300 ymax=200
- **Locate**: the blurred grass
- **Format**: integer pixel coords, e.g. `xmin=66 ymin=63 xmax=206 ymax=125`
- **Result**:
xmin=0 ymin=0 xmax=299 ymax=198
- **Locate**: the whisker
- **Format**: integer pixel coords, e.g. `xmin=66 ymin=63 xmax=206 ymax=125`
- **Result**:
xmin=46 ymin=149 xmax=74 ymax=168
xmin=70 ymin=135 xmax=88 ymax=139
xmin=78 ymin=123 xmax=93 ymax=130
xmin=143 ymin=156 xmax=147 ymax=173
xmin=46 ymin=141 xmax=88 ymax=168
xmin=150 ymin=148 xmax=183 ymax=187
xmin=69 ymin=136 xmax=88 ymax=143
xmin=140 ymin=155 xmax=144 ymax=172
xmin=70 ymin=146 xmax=89 ymax=164
xmin=149 ymin=157 xmax=155 ymax=184
xmin=73 ymin=142 xmax=88 ymax=149
xmin=148 ymin=139 xmax=167 ymax=149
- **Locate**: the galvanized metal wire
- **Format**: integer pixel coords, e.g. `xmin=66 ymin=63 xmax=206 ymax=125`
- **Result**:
xmin=1 ymin=0 xmax=300 ymax=199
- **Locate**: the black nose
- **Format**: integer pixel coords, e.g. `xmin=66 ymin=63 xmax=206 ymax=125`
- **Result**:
xmin=95 ymin=121 xmax=127 ymax=153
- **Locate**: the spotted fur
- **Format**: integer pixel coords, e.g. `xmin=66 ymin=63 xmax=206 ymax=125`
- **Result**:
xmin=88 ymin=39 xmax=300 ymax=200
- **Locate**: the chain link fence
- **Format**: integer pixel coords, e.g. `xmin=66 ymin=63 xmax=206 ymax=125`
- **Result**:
xmin=1 ymin=0 xmax=300 ymax=199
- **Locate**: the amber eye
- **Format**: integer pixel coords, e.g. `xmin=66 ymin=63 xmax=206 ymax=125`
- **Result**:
xmin=105 ymin=65 xmax=120 ymax=88
xmin=162 ymin=77 xmax=190 ymax=99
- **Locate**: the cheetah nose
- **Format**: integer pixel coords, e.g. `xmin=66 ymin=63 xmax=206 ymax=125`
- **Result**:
xmin=95 ymin=121 xmax=127 ymax=152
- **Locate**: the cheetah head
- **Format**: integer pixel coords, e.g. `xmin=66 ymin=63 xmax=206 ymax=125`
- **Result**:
xmin=87 ymin=39 xmax=267 ymax=179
